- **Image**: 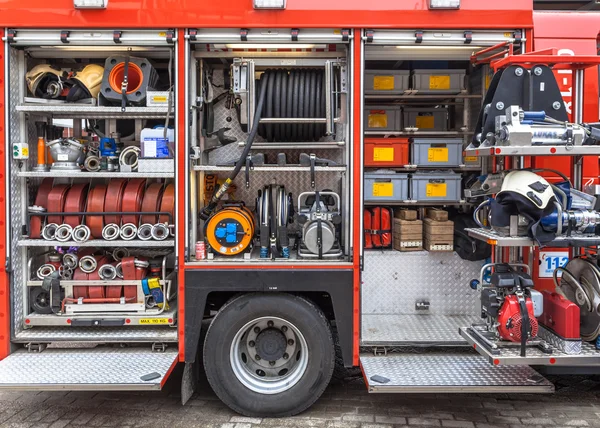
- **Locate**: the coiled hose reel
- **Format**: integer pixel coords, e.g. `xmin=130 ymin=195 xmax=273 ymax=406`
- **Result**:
xmin=256 ymin=185 xmax=294 ymax=259
xmin=205 ymin=203 xmax=256 ymax=256
xmin=256 ymin=69 xmax=327 ymax=142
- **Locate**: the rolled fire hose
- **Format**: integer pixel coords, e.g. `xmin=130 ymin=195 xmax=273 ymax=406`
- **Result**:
xmin=86 ymin=184 xmax=107 ymax=239
xmin=63 ymin=183 xmax=89 ymax=227
xmin=141 ymin=183 xmax=164 ymax=224
xmin=200 ymin=71 xmax=269 ymax=220
xmin=104 ymin=179 xmax=128 ymax=225
xmin=30 ymin=178 xmax=54 ymax=239
xmin=119 ymin=146 xmax=140 ymax=171
xmin=121 ymin=178 xmax=146 ymax=225
xmin=159 ymin=183 xmax=175 ymax=224
xmin=46 ymin=184 xmax=70 ymax=225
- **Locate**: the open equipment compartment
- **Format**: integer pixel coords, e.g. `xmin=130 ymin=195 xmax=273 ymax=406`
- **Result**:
xmin=187 ymin=29 xmax=352 ymax=264
xmin=360 ymin=29 xmax=522 ymax=346
xmin=6 ymin=29 xmax=178 ymax=342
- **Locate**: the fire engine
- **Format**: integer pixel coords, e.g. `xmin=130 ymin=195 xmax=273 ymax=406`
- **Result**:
xmin=0 ymin=0 xmax=599 ymax=418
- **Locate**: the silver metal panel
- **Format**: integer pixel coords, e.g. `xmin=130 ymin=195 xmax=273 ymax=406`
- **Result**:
xmin=365 ymin=29 xmax=521 ymax=46
xmin=360 ymin=353 xmax=554 ymax=393
xmin=18 ymin=239 xmax=175 ymax=247
xmin=194 ymin=165 xmax=346 ymax=172
xmin=465 ymin=144 xmax=600 ymax=157
xmin=362 ymin=314 xmax=478 ymax=345
xmin=18 ymin=171 xmax=174 ymax=178
xmin=460 ymin=327 xmax=600 ymax=366
xmin=0 ymin=347 xmax=178 ymax=390
xmin=14 ymin=326 xmax=178 ymax=342
xmin=9 ymin=46 xmax=25 ymax=338
xmin=188 ymin=28 xmax=352 ymax=44
xmin=466 ymin=227 xmax=600 ymax=248
xmin=538 ymin=326 xmax=582 ymax=355
xmin=16 ymin=105 xmax=173 ymax=119
xmin=7 ymin=29 xmax=175 ymax=46
xmin=361 ymin=251 xmax=483 ymax=315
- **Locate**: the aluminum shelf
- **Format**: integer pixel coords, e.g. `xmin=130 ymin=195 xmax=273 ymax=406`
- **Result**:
xmin=23 ymin=305 xmax=177 ymax=328
xmin=16 ymin=104 xmax=173 ymax=120
xmin=18 ymin=171 xmax=174 ymax=178
xmin=360 ymin=353 xmax=554 ymax=394
xmin=0 ymin=347 xmax=178 ymax=391
xmin=460 ymin=327 xmax=600 ymax=367
xmin=17 ymin=239 xmax=175 ymax=247
xmin=365 ymin=130 xmax=470 ymax=137
xmin=465 ymin=227 xmax=600 ymax=248
xmin=14 ymin=325 xmax=178 ymax=342
xmin=365 ymin=200 xmax=470 ymax=206
xmin=465 ymin=144 xmax=600 ymax=157
xmin=365 ymin=93 xmax=481 ymax=101
xmin=193 ymin=165 xmax=346 ymax=172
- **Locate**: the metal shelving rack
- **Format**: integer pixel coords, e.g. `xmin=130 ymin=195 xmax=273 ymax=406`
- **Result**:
xmin=458 ymin=53 xmax=600 ymax=365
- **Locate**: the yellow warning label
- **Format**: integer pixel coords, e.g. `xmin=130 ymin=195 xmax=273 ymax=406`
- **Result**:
xmin=426 ymin=183 xmax=447 ymax=198
xmin=373 ymin=182 xmax=394 ymax=197
xmin=159 ymin=32 xmax=167 ymax=37
xmin=152 ymin=96 xmax=168 ymax=103
xmin=333 ymin=29 xmax=342 ymax=35
xmin=504 ymin=32 xmax=512 ymax=38
xmin=464 ymin=156 xmax=478 ymax=163
xmin=485 ymin=73 xmax=492 ymax=90
xmin=373 ymin=147 xmax=395 ymax=162
xmin=139 ymin=318 xmax=170 ymax=325
xmin=428 ymin=148 xmax=449 ymax=163
xmin=373 ymin=76 xmax=395 ymax=91
xmin=21 ymin=147 xmax=29 ymax=156
xmin=429 ymin=75 xmax=451 ymax=90
xmin=368 ymin=113 xmax=388 ymax=128
xmin=416 ymin=115 xmax=435 ymax=129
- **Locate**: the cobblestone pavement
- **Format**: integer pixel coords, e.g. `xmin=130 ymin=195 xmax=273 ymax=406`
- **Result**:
xmin=0 ymin=368 xmax=599 ymax=428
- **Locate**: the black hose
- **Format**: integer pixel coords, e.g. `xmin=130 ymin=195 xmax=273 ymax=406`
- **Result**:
xmin=199 ymin=72 xmax=270 ymax=220
xmin=258 ymin=68 xmax=326 ymax=142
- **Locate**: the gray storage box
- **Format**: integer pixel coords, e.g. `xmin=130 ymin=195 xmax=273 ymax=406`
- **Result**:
xmin=137 ymin=158 xmax=174 ymax=173
xmin=411 ymin=69 xmax=466 ymax=94
xmin=403 ymin=107 xmax=447 ymax=131
xmin=411 ymin=138 xmax=463 ymax=167
xmin=364 ymin=105 xmax=401 ymax=132
xmin=365 ymin=173 xmax=409 ymax=203
xmin=411 ymin=171 xmax=462 ymax=202
xmin=365 ymin=70 xmax=410 ymax=95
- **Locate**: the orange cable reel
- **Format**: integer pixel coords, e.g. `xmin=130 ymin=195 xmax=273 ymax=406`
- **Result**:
xmin=205 ymin=204 xmax=256 ymax=256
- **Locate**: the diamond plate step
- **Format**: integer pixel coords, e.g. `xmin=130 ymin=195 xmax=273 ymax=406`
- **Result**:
xmin=360 ymin=353 xmax=554 ymax=393
xmin=14 ymin=326 xmax=178 ymax=343
xmin=0 ymin=347 xmax=178 ymax=391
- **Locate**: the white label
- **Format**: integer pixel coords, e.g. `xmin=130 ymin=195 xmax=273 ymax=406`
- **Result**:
xmin=281 ymin=59 xmax=297 ymax=66
xmin=540 ymin=82 xmax=545 ymax=92
xmin=538 ymin=251 xmax=569 ymax=278
xmin=57 ymin=154 xmax=69 ymax=161
xmin=144 ymin=141 xmax=157 ymax=158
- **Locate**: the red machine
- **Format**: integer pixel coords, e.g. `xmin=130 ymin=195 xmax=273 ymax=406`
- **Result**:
xmin=498 ymin=296 xmax=539 ymax=342
xmin=364 ymin=207 xmax=393 ymax=249
xmin=540 ymin=291 xmax=581 ymax=339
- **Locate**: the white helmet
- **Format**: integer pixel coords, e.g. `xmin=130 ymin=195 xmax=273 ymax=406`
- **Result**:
xmin=497 ymin=170 xmax=555 ymax=210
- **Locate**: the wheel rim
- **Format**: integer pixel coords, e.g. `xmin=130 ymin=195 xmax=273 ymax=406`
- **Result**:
xmin=230 ymin=316 xmax=309 ymax=395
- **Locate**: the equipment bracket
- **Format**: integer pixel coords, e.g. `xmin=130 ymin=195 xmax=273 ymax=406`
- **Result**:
xmin=113 ymin=31 xmax=122 ymax=44
xmin=60 ymin=31 xmax=70 ymax=44
xmin=365 ymin=29 xmax=374 ymax=43
xmin=240 ymin=28 xmax=249 ymax=42
xmin=189 ymin=28 xmax=198 ymax=42
xmin=6 ymin=29 xmax=16 ymax=44
xmin=291 ymin=28 xmax=299 ymax=42
xmin=341 ymin=29 xmax=350 ymax=42
xmin=166 ymin=29 xmax=175 ymax=44
xmin=464 ymin=31 xmax=472 ymax=44
xmin=152 ymin=342 xmax=167 ymax=353
xmin=26 ymin=343 xmax=47 ymax=353
xmin=415 ymin=31 xmax=424 ymax=44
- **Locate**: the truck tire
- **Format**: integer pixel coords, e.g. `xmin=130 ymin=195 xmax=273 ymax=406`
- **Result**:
xmin=203 ymin=293 xmax=334 ymax=417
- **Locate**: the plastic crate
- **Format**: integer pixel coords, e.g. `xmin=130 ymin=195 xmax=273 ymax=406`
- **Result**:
xmin=365 ymin=173 xmax=409 ymax=203
xmin=365 ymin=138 xmax=410 ymax=167
xmin=364 ymin=105 xmax=401 ymax=132
xmin=403 ymin=107 xmax=448 ymax=131
xmin=411 ymin=138 xmax=463 ymax=167
xmin=410 ymin=171 xmax=461 ymax=202
xmin=411 ymin=69 xmax=466 ymax=94
xmin=365 ymin=70 xmax=410 ymax=95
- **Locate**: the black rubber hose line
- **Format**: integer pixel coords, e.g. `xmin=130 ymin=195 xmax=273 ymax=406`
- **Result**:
xmin=199 ymin=71 xmax=270 ymax=220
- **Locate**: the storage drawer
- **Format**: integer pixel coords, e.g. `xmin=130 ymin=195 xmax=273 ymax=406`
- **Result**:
xmin=365 ymin=70 xmax=410 ymax=95
xmin=365 ymin=138 xmax=409 ymax=167
xmin=411 ymin=138 xmax=463 ymax=167
xmin=403 ymin=107 xmax=447 ymax=131
xmin=410 ymin=172 xmax=461 ymax=202
xmin=364 ymin=105 xmax=401 ymax=132
xmin=411 ymin=69 xmax=466 ymax=94
xmin=364 ymin=173 xmax=409 ymax=203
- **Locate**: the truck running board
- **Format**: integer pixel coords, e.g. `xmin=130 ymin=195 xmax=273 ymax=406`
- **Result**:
xmin=360 ymin=353 xmax=554 ymax=393
xmin=0 ymin=347 xmax=178 ymax=391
